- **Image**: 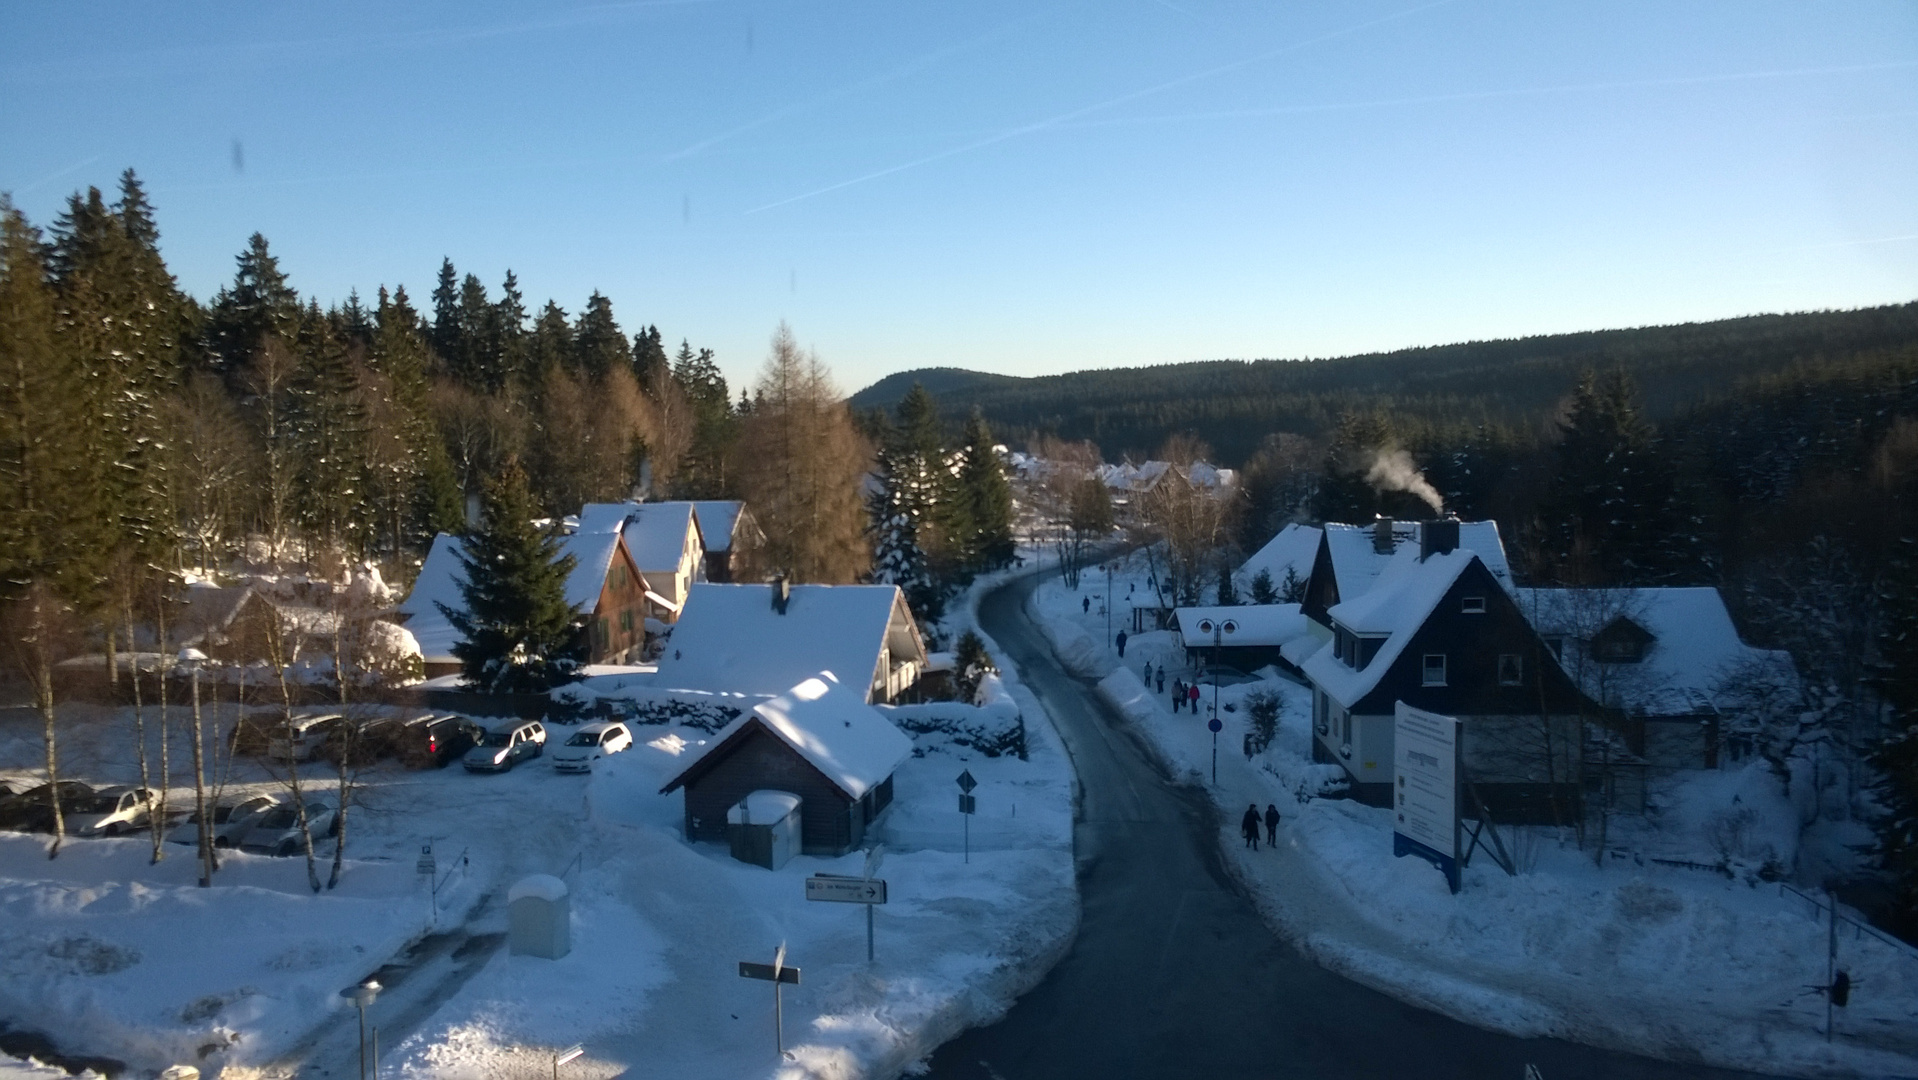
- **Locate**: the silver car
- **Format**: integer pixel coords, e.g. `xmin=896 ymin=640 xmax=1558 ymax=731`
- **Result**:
xmin=68 ymin=786 xmax=155 ymax=838
xmin=166 ymin=794 xmax=279 ymax=848
xmin=236 ymin=800 xmax=338 ymax=856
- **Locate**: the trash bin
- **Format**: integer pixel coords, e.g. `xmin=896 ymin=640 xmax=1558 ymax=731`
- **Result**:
xmin=508 ymin=874 xmax=571 ymax=959
xmin=727 ymin=790 xmax=801 ymax=870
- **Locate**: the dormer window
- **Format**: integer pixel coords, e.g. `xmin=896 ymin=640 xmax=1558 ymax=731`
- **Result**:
xmin=1590 ymin=617 xmax=1654 ymax=663
xmin=1461 ymin=596 xmax=1486 ymax=614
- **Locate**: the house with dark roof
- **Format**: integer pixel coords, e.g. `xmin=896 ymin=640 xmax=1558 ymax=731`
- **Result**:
xmin=687 ymin=500 xmax=763 ymax=583
xmin=659 ymin=672 xmax=913 ymax=855
xmin=652 ymin=582 xmax=928 ymax=703
xmin=1292 ymin=521 xmax=1587 ymax=822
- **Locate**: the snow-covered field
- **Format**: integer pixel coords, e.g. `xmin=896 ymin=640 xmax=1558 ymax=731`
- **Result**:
xmin=1028 ymin=554 xmax=1918 ymax=1078
xmin=0 ymin=567 xmax=1075 ymax=1080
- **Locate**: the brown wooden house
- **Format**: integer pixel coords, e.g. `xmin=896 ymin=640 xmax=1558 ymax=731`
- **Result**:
xmin=659 ymin=672 xmax=913 ymax=857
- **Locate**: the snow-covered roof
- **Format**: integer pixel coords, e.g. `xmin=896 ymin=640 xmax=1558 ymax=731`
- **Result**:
xmin=1172 ymin=603 xmax=1309 ymax=648
xmin=1320 ymin=520 xmax=1512 ymax=604
xmin=665 ymin=672 xmax=914 ymax=801
xmin=398 ymin=529 xmax=623 ymax=663
xmin=1239 ymin=523 xmax=1322 ymax=591
xmin=1516 ymin=586 xmax=1797 ymax=716
xmin=576 ymin=501 xmax=701 ymax=574
xmin=652 ymin=583 xmax=922 ymax=700
xmin=508 ymin=874 xmax=568 ymax=902
xmin=1303 ymin=549 xmax=1482 ymax=710
xmin=690 ymin=501 xmax=744 ymax=552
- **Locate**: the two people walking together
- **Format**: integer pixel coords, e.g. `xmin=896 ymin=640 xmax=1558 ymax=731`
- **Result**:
xmin=1241 ymin=803 xmax=1280 ymax=850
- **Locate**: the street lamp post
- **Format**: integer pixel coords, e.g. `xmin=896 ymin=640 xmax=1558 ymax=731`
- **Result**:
xmin=346 ymin=979 xmax=381 ymax=1080
xmin=1193 ymin=618 xmax=1237 ymax=785
xmin=177 ymin=647 xmax=213 ymax=887
xmin=1105 ymin=563 xmax=1112 ymax=648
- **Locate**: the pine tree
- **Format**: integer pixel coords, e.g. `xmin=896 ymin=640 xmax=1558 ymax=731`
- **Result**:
xmin=953 ymin=408 xmax=1014 ymax=572
xmin=1216 ymin=563 xmax=1239 ymax=605
xmin=205 ymin=232 xmax=299 ymax=377
xmin=869 ymin=415 xmax=940 ymax=621
xmin=1249 ymin=568 xmax=1277 ymax=605
xmin=572 ymin=291 xmax=629 ymax=378
xmin=525 ymin=301 xmax=571 ymax=395
xmin=673 ymin=339 xmax=734 ymax=497
xmin=492 ymin=271 xmax=529 ymax=394
xmin=632 ymin=324 xmax=668 ymax=388
xmin=440 ymin=459 xmax=582 ymax=693
xmin=429 ymin=258 xmax=461 ymax=375
xmin=1541 ymin=369 xmax=1702 ymax=586
xmin=453 ymin=273 xmax=495 ymax=391
xmin=371 ymin=286 xmax=462 ymax=548
xmin=289 ymin=303 xmax=369 ymax=550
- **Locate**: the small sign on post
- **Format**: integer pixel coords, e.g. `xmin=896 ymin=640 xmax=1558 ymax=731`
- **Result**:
xmin=738 ymin=945 xmax=800 ymax=1059
xmin=807 ymin=872 xmax=889 ymax=961
xmin=956 ymin=770 xmax=978 ymax=864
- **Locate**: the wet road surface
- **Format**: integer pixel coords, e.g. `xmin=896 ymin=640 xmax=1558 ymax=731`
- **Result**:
xmin=926 ymin=572 xmax=1764 ymax=1080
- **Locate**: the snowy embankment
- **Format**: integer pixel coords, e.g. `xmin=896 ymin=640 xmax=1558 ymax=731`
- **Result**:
xmin=1028 ymin=556 xmax=1918 ymax=1079
xmin=387 ymin=562 xmax=1077 ymax=1080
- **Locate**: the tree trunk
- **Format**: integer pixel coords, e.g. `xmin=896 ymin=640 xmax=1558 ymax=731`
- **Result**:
xmin=32 ymin=592 xmax=64 ymax=860
xmin=190 ymin=667 xmax=214 ymax=887
xmin=127 ymin=597 xmax=161 ymax=864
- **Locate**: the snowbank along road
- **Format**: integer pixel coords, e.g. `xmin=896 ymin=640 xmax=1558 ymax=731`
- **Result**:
xmin=926 ymin=571 xmax=1765 ymax=1080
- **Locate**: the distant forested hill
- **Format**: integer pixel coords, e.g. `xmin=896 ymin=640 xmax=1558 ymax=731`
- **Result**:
xmin=851 ymin=303 xmax=1918 ymax=465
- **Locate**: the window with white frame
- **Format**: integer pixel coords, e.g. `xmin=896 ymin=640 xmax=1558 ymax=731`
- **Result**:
xmin=1422 ymin=653 xmax=1447 ymax=686
xmin=1498 ymin=653 xmax=1523 ymax=685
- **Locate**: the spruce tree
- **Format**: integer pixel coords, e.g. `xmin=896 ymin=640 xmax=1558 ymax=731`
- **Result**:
xmin=289 ymin=303 xmax=368 ymax=550
xmin=492 ymin=271 xmax=529 ymax=394
xmin=572 ymin=291 xmax=629 ymax=378
xmin=205 ymin=232 xmax=299 ymax=377
xmin=869 ymin=417 xmax=941 ymax=621
xmin=440 ymin=459 xmax=581 ymax=693
xmin=526 ymin=301 xmax=572 ymax=394
xmin=1249 ymin=568 xmax=1277 ymax=605
xmin=429 ymin=258 xmax=461 ymax=373
xmin=953 ymin=408 xmax=1014 ymax=571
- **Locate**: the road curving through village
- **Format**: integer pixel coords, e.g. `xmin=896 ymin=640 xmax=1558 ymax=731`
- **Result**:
xmin=924 ymin=570 xmax=1769 ymax=1080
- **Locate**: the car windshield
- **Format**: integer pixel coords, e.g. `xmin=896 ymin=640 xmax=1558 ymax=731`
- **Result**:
xmin=68 ymin=795 xmax=115 ymax=814
xmin=566 ymin=732 xmax=600 ymax=747
xmin=481 ymin=731 xmax=512 ymax=747
xmin=256 ymin=807 xmax=298 ymax=829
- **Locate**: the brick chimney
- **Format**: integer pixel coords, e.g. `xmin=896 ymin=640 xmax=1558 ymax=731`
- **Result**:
xmin=1373 ymin=517 xmax=1395 ymax=555
xmin=1420 ymin=518 xmax=1460 ymax=560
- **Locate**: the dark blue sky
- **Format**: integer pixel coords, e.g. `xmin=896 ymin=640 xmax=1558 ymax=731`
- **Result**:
xmin=5 ymin=0 xmax=1914 ymax=392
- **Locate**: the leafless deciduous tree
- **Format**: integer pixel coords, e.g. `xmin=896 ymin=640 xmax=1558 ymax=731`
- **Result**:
xmin=1135 ymin=436 xmax=1227 ymax=606
xmin=162 ymin=374 xmax=253 ymax=574
xmin=238 ymin=337 xmax=301 ymax=562
xmin=2 ymin=586 xmax=78 ymax=858
xmin=736 ymin=324 xmax=872 ymax=584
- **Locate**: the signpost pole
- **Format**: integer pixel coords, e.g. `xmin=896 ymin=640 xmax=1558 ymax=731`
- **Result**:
xmin=866 ymin=904 xmax=875 ymax=963
xmin=772 ymin=945 xmax=786 ymax=1059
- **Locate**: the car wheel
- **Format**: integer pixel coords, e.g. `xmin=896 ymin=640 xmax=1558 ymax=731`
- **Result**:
xmin=105 ymin=822 xmax=121 ymax=837
xmin=276 ymin=839 xmax=296 ymax=858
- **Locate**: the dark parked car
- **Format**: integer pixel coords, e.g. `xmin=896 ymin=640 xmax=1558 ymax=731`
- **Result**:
xmin=235 ymin=800 xmax=339 ymax=856
xmin=392 ymin=714 xmax=482 ymax=769
xmin=0 ymin=781 xmax=98 ymax=832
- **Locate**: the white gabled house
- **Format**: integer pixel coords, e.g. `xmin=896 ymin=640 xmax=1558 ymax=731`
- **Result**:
xmin=653 ymin=582 xmax=928 ymax=704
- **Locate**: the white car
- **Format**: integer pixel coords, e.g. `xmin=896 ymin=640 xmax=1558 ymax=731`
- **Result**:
xmin=262 ymin=713 xmax=344 ymax=763
xmin=68 ymin=786 xmax=155 ymax=838
xmin=462 ymin=720 xmax=547 ymax=772
xmin=550 ymin=722 xmax=633 ymax=773
xmin=166 ymin=794 xmax=279 ymax=848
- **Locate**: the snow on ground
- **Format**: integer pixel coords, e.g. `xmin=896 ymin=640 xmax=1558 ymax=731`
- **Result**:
xmin=1028 ymin=552 xmax=1918 ymax=1079
xmin=386 ymin=634 xmax=1074 ymax=1079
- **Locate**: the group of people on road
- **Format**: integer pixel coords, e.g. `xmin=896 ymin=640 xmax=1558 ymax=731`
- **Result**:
xmin=1242 ymin=803 xmax=1281 ymax=850
xmin=1140 ymin=660 xmax=1203 ymax=713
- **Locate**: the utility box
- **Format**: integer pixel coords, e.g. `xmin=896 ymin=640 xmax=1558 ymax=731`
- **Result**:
xmin=507 ymin=874 xmax=571 ymax=959
xmin=728 ymin=790 xmax=801 ymax=870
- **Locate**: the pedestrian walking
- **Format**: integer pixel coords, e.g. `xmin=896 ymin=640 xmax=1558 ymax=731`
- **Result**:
xmin=1116 ymin=630 xmax=1128 ymax=658
xmin=1082 ymin=595 xmax=1090 ymax=614
xmin=1264 ymin=803 xmax=1281 ymax=846
xmin=1171 ymin=678 xmax=1184 ymax=712
xmin=1187 ymin=683 xmax=1200 ymax=711
xmin=1241 ymin=804 xmax=1261 ymax=850
xmin=1155 ymin=669 xmax=1165 ymax=694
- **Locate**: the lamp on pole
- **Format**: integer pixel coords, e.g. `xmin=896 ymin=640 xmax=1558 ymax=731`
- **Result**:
xmin=1193 ymin=618 xmax=1236 ymax=784
xmin=176 ymin=647 xmax=213 ymax=887
xmin=345 ymin=979 xmax=381 ymax=1080
xmin=1105 ymin=562 xmax=1113 ymax=648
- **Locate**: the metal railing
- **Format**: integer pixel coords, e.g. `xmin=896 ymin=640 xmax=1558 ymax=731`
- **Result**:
xmin=1778 ymin=881 xmax=1918 ymax=965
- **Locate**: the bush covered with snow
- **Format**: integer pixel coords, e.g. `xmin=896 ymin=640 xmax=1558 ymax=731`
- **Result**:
xmin=881 ymin=680 xmax=1025 ymax=759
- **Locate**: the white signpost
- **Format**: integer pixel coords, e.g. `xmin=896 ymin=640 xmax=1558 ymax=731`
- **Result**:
xmin=1392 ymin=701 xmax=1461 ymax=893
xmin=807 ymin=844 xmax=888 ymax=962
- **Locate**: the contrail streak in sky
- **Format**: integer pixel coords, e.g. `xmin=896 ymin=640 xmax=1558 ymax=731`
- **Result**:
xmin=9 ymin=155 xmax=103 ymax=195
xmin=745 ymin=0 xmax=1460 ymax=214
xmin=666 ymin=15 xmax=1035 ymax=163
xmin=1054 ymin=59 xmax=1918 ymax=131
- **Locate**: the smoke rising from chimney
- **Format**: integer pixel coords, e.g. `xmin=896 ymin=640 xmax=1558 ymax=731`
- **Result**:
xmin=1365 ymin=449 xmax=1444 ymax=514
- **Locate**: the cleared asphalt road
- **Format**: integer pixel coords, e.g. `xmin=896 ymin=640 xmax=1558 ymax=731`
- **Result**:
xmin=926 ymin=572 xmax=1762 ymax=1080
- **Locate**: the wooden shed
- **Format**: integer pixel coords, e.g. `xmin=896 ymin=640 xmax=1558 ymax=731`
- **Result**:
xmin=659 ymin=672 xmax=913 ymax=857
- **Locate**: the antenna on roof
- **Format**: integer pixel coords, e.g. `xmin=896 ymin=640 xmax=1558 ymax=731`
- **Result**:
xmin=772 ymin=576 xmax=790 ymax=615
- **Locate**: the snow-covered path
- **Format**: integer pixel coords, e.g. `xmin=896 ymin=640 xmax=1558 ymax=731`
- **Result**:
xmin=925 ymin=569 xmax=1765 ymax=1079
